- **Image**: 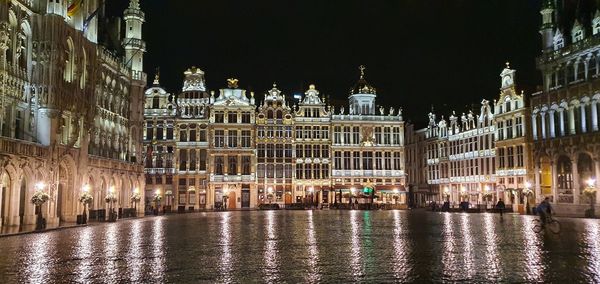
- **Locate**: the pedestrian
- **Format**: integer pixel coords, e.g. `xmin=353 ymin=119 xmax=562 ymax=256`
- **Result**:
xmin=496 ymin=199 xmax=506 ymax=217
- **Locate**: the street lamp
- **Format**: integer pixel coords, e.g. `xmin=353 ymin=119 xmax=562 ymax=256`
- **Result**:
xmin=131 ymin=187 xmax=141 ymax=217
xmin=31 ymin=182 xmax=49 ymax=230
xmin=584 ymin=177 xmax=597 ymax=218
xmin=105 ymin=186 xmax=117 ymax=221
xmin=79 ymin=184 xmax=93 ymax=224
xmin=523 ymin=181 xmax=533 ymax=215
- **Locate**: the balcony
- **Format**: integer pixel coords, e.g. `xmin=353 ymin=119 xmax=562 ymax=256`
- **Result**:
xmin=0 ymin=137 xmax=47 ymax=158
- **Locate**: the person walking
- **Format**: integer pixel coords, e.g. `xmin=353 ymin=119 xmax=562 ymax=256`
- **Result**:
xmin=496 ymin=199 xmax=506 ymax=217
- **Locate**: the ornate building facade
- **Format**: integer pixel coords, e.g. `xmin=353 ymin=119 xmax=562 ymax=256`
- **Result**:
xmin=0 ymin=0 xmax=146 ymax=227
xmin=531 ymin=1 xmax=600 ymax=216
xmin=143 ymin=66 xmax=406 ymax=209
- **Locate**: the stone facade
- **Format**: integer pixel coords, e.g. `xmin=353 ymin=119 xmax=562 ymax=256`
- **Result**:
xmin=0 ymin=0 xmax=147 ymax=227
xmin=144 ymin=66 xmax=406 ymax=209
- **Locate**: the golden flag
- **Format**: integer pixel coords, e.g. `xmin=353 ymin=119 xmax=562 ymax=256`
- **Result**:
xmin=67 ymin=0 xmax=84 ymax=17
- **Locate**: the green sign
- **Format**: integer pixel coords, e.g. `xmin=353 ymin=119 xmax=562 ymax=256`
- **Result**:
xmin=363 ymin=187 xmax=373 ymax=194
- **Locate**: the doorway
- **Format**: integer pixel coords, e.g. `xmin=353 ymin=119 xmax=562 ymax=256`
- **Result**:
xmin=241 ymin=189 xmax=250 ymax=208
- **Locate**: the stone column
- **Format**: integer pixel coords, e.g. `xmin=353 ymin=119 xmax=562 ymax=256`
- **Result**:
xmin=569 ymin=107 xmax=576 ymax=135
xmin=549 ymin=110 xmax=556 ymax=138
xmin=540 ymin=112 xmax=547 ymax=139
xmin=532 ymin=114 xmax=538 ymax=140
xmin=573 ymin=160 xmax=580 ymax=205
xmin=581 ymin=104 xmax=587 ymax=133
xmin=592 ymin=100 xmax=598 ymax=132
xmin=559 ymin=109 xmax=566 ymax=136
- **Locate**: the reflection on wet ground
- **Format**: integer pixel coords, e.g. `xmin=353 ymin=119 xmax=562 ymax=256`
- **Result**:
xmin=0 ymin=210 xmax=599 ymax=283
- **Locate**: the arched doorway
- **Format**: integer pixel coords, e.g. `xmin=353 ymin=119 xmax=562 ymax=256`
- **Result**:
xmin=0 ymin=171 xmax=10 ymax=226
xmin=18 ymin=179 xmax=26 ymax=225
xmin=540 ymin=157 xmax=552 ymax=197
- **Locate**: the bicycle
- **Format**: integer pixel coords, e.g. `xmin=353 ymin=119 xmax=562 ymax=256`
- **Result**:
xmin=532 ymin=215 xmax=561 ymax=234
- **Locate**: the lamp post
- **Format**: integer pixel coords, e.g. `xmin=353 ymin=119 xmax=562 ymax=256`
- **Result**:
xmin=105 ymin=186 xmax=117 ymax=222
xmin=31 ymin=182 xmax=49 ymax=230
xmin=583 ymin=178 xmax=597 ymax=218
xmin=523 ymin=181 xmax=533 ymax=215
xmin=154 ymin=189 xmax=162 ymax=215
xmin=79 ymin=184 xmax=93 ymax=224
xmin=131 ymin=187 xmax=141 ymax=217
xmin=223 ymin=187 xmax=229 ymax=210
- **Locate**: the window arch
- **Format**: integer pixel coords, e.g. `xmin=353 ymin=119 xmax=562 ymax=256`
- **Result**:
xmin=64 ymin=37 xmax=76 ymax=82
xmin=557 ymin=155 xmax=573 ymax=192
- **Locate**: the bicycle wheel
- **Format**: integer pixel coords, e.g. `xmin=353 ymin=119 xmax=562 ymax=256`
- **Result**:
xmin=547 ymin=219 xmax=561 ymax=234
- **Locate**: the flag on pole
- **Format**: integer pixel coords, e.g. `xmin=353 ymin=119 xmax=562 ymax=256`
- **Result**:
xmin=83 ymin=0 xmax=104 ymax=32
xmin=67 ymin=0 xmax=84 ymax=17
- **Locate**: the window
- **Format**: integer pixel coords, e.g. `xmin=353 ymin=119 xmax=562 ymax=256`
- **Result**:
xmin=166 ymin=127 xmax=173 ymax=140
xmin=384 ymin=127 xmax=391 ymax=145
xmin=343 ymin=152 xmax=351 ymax=170
xmin=276 ymin=144 xmax=284 ymax=158
xmin=296 ymin=145 xmax=303 ymax=158
xmin=393 ymin=127 xmax=401 ymax=145
xmin=285 ymin=164 xmax=292 ymax=178
xmin=228 ymin=130 xmax=238 ymax=147
xmin=228 ymin=156 xmax=237 ymax=175
xmin=515 ymin=117 xmax=523 ymax=137
xmin=276 ymin=164 xmax=284 ymax=178
xmin=304 ymin=126 xmax=311 ymax=139
xmin=267 ymin=164 xmax=274 ymax=178
xmin=321 ymin=165 xmax=329 ymax=179
xmin=498 ymin=148 xmax=505 ymax=168
xmin=146 ymin=122 xmax=153 ymax=140
xmin=507 ymin=147 xmax=514 ymax=168
xmin=343 ymin=127 xmax=351 ymax=144
xmin=375 ymin=127 xmax=382 ymax=144
xmin=285 ymin=144 xmax=292 ymax=158
xmin=258 ymin=144 xmax=266 ymax=158
xmin=241 ymin=112 xmax=251 ymax=123
xmin=363 ymin=152 xmax=373 ymax=170
xmin=214 ymin=130 xmax=224 ymax=147
xmin=296 ymin=126 xmax=303 ymax=139
xmin=304 ymin=164 xmax=312 ymax=179
xmin=228 ymin=112 xmax=237 ymax=123
xmin=199 ymin=150 xmax=207 ymax=170
xmin=156 ymin=123 xmax=164 ymax=140
xmin=241 ymin=130 xmax=251 ymax=147
xmin=313 ymin=164 xmax=320 ymax=179
xmin=334 ymin=151 xmax=342 ymax=170
xmin=353 ymin=151 xmax=360 ymax=170
xmin=189 ymin=149 xmax=196 ymax=171
xmin=305 ymin=145 xmax=312 ymax=158
xmin=189 ymin=129 xmax=196 ymax=142
xmin=258 ymin=127 xmax=265 ymax=138
xmin=152 ymin=96 xmax=160 ymax=108
xmin=497 ymin=121 xmax=504 ymax=140
xmin=242 ymin=156 xmax=251 ymax=175
xmin=516 ymin=146 xmax=524 ymax=167
xmin=322 ymin=126 xmax=329 ymax=139
xmin=352 ymin=127 xmax=360 ymax=144
xmin=375 ymin=152 xmax=383 ymax=170
xmin=322 ymin=145 xmax=329 ymax=158
xmin=215 ymin=111 xmax=224 ymax=123
xmin=267 ymin=144 xmax=274 ymax=158
xmin=313 ymin=127 xmax=320 ymax=139
xmin=179 ymin=150 xmax=187 ymax=171
xmin=334 ymin=126 xmax=342 ymax=144
xmin=199 ymin=129 xmax=207 ymax=141
xmin=296 ymin=164 xmax=303 ymax=179
xmin=215 ymin=156 xmax=224 ymax=175
xmin=258 ymin=164 xmax=265 ymax=178
xmin=557 ymin=156 xmax=573 ymax=190
xmin=393 ymin=152 xmax=401 ymax=170
xmin=506 ymin=119 xmax=513 ymax=139
xmin=313 ymin=145 xmax=320 ymax=158
xmin=385 ymin=152 xmax=392 ymax=170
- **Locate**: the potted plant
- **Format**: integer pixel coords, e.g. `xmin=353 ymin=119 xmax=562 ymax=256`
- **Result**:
xmin=31 ymin=189 xmax=50 ymax=230
xmin=78 ymin=192 xmax=93 ymax=224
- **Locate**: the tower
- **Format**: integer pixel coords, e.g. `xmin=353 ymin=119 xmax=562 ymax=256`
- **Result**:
xmin=539 ymin=0 xmax=555 ymax=51
xmin=123 ymin=0 xmax=145 ymax=74
xmin=349 ymin=65 xmax=377 ymax=115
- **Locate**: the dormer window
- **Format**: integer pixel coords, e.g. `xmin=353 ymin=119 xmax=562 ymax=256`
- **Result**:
xmin=573 ymin=30 xmax=584 ymax=42
xmin=553 ymin=30 xmax=564 ymax=50
xmin=572 ymin=21 xmax=585 ymax=43
xmin=594 ymin=20 xmax=600 ymax=35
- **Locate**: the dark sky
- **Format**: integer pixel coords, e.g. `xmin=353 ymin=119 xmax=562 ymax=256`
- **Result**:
xmin=108 ymin=0 xmax=544 ymax=126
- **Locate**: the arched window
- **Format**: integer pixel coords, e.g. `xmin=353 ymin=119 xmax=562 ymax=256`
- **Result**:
xmin=557 ymin=155 xmax=573 ymax=192
xmin=64 ymin=38 xmax=76 ymax=82
xmin=152 ymin=96 xmax=160 ymax=109
xmin=276 ymin=110 xmax=282 ymax=119
xmin=267 ymin=110 xmax=273 ymax=119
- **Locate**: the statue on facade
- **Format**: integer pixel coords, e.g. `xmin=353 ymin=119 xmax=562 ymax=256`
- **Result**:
xmin=389 ymin=107 xmax=395 ymax=116
xmin=340 ymin=106 xmax=345 ymax=115
xmin=379 ymin=106 xmax=385 ymax=115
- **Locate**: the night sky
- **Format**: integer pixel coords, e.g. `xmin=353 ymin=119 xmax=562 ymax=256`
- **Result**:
xmin=108 ymin=0 xmax=544 ymax=126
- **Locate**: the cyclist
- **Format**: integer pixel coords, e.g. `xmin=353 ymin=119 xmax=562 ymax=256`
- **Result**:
xmin=537 ymin=197 xmax=553 ymax=227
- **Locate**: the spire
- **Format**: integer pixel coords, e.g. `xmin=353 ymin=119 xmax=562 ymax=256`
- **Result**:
xmin=359 ymin=65 xmax=366 ymax=79
xmin=153 ymin=67 xmax=160 ymax=86
xmin=350 ymin=65 xmax=376 ymax=95
xmin=540 ymin=0 xmax=556 ymax=51
xmin=129 ymin=0 xmax=140 ymax=9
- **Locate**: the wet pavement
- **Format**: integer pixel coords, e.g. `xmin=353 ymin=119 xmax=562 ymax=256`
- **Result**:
xmin=0 ymin=210 xmax=599 ymax=283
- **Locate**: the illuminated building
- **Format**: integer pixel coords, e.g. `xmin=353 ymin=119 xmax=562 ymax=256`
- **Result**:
xmin=0 ymin=0 xmax=146 ymax=227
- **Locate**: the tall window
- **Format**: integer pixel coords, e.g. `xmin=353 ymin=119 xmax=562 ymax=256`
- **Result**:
xmin=343 ymin=127 xmax=351 ymax=144
xmin=228 ymin=156 xmax=237 ymax=175
xmin=214 ymin=130 xmax=224 ymax=147
xmin=383 ymin=127 xmax=391 ymax=144
xmin=285 ymin=144 xmax=292 ymax=158
xmin=215 ymin=156 xmax=224 ymax=175
xmin=179 ymin=150 xmax=187 ymax=171
xmin=276 ymin=144 xmax=284 ymax=158
xmin=228 ymin=130 xmax=238 ymax=147
xmin=305 ymin=145 xmax=312 ymax=158
xmin=199 ymin=150 xmax=207 ymax=170
xmin=258 ymin=144 xmax=266 ymax=158
xmin=334 ymin=126 xmax=342 ymax=144
xmin=322 ymin=145 xmax=329 ymax=158
xmin=375 ymin=127 xmax=382 ymax=144
xmin=507 ymin=147 xmax=514 ymax=168
xmin=375 ymin=152 xmax=383 ymax=170
xmin=352 ymin=127 xmax=360 ymax=144
xmin=296 ymin=164 xmax=303 ymax=179
xmin=516 ymin=146 xmax=524 ymax=167
xmin=313 ymin=145 xmax=320 ymax=158
xmin=321 ymin=165 xmax=329 ymax=179
xmin=392 ymin=127 xmax=401 ymax=145
xmin=321 ymin=126 xmax=329 ymax=139
xmin=228 ymin=112 xmax=237 ymax=123
xmin=557 ymin=156 xmax=573 ymax=190
xmin=241 ymin=130 xmax=251 ymax=147
xmin=334 ymin=151 xmax=342 ymax=170
xmin=276 ymin=164 xmax=284 ymax=178
xmin=343 ymin=152 xmax=351 ymax=170
xmin=363 ymin=152 xmax=373 ymax=170
xmin=296 ymin=145 xmax=303 ymax=158
xmin=515 ymin=117 xmax=523 ymax=137
xmin=215 ymin=111 xmax=225 ymax=123
xmin=393 ymin=152 xmax=401 ymax=170
xmin=296 ymin=126 xmax=303 ymax=139
xmin=497 ymin=121 xmax=504 ymax=140
xmin=189 ymin=149 xmax=196 ymax=171
xmin=384 ymin=152 xmax=392 ymax=170
xmin=506 ymin=119 xmax=513 ymax=139
xmin=267 ymin=144 xmax=274 ymax=158
xmin=242 ymin=156 xmax=251 ymax=175
xmin=146 ymin=122 xmax=153 ymax=140
xmin=353 ymin=151 xmax=360 ymax=170
xmin=241 ymin=112 xmax=251 ymax=123
xmin=498 ymin=148 xmax=505 ymax=168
